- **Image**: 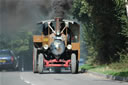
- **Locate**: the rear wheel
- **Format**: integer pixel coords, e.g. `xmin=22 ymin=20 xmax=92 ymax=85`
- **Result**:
xmin=71 ymin=53 xmax=78 ymax=74
xmin=38 ymin=53 xmax=44 ymax=74
xmin=33 ymin=46 xmax=38 ymax=73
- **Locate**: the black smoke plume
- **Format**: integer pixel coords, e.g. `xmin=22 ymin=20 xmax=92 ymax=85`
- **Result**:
xmin=52 ymin=0 xmax=73 ymax=18
xmin=0 ymin=0 xmax=73 ymax=37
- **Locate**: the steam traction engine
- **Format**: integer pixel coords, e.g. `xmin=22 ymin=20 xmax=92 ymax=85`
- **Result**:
xmin=33 ymin=18 xmax=80 ymax=74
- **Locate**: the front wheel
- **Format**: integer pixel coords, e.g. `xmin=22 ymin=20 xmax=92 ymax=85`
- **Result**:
xmin=71 ymin=53 xmax=78 ymax=74
xmin=38 ymin=53 xmax=44 ymax=74
xmin=33 ymin=46 xmax=38 ymax=73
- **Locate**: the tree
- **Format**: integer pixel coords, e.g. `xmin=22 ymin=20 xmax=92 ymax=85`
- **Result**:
xmin=72 ymin=0 xmax=128 ymax=64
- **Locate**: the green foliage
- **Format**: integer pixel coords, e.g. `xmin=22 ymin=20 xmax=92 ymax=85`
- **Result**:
xmin=109 ymin=50 xmax=128 ymax=70
xmin=72 ymin=0 xmax=91 ymax=21
xmin=72 ymin=0 xmax=97 ymax=64
xmin=0 ymin=31 xmax=33 ymax=56
xmin=81 ymin=64 xmax=128 ymax=77
xmin=72 ymin=0 xmax=128 ymax=65
xmin=80 ymin=64 xmax=95 ymax=70
xmin=82 ymin=23 xmax=98 ymax=64
xmin=0 ymin=30 xmax=34 ymax=70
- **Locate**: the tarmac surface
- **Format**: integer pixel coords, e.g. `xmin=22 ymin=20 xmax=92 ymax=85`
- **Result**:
xmin=0 ymin=70 xmax=128 ymax=85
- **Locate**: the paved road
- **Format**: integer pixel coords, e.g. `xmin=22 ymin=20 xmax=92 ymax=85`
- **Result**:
xmin=0 ymin=71 xmax=127 ymax=85
xmin=0 ymin=71 xmax=30 ymax=85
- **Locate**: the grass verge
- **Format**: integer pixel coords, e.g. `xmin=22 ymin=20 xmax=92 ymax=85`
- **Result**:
xmin=80 ymin=64 xmax=128 ymax=77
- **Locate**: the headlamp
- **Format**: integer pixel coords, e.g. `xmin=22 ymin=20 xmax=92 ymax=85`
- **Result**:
xmin=67 ymin=44 xmax=72 ymax=50
xmin=43 ymin=44 xmax=48 ymax=50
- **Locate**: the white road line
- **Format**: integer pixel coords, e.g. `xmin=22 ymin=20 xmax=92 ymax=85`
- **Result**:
xmin=20 ymin=73 xmax=35 ymax=85
xmin=24 ymin=80 xmax=36 ymax=85
xmin=24 ymin=80 xmax=31 ymax=84
xmin=31 ymin=84 xmax=35 ymax=85
xmin=20 ymin=75 xmax=24 ymax=80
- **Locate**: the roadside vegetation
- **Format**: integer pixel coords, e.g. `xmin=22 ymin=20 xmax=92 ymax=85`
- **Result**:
xmin=80 ymin=63 xmax=128 ymax=77
xmin=0 ymin=31 xmax=33 ymax=70
xmin=72 ymin=0 xmax=128 ymax=77
xmin=0 ymin=31 xmax=33 ymax=57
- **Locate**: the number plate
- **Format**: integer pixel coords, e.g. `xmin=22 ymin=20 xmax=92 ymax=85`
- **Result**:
xmin=0 ymin=60 xmax=6 ymax=63
xmin=43 ymin=38 xmax=48 ymax=42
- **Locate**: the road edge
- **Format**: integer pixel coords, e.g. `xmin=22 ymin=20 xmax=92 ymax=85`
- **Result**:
xmin=82 ymin=69 xmax=128 ymax=82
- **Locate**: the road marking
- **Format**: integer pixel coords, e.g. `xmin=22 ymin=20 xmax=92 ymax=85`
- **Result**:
xmin=20 ymin=75 xmax=23 ymax=80
xmin=24 ymin=80 xmax=31 ymax=84
xmin=20 ymin=73 xmax=35 ymax=85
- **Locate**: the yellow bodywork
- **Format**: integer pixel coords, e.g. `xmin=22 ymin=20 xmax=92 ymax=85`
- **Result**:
xmin=33 ymin=35 xmax=42 ymax=43
xmin=33 ymin=35 xmax=80 ymax=60
xmin=33 ymin=35 xmax=49 ymax=45
xmin=72 ymin=43 xmax=80 ymax=60
xmin=33 ymin=18 xmax=80 ymax=61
